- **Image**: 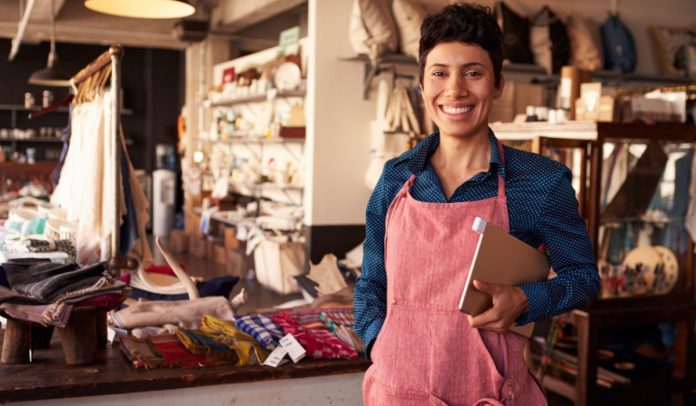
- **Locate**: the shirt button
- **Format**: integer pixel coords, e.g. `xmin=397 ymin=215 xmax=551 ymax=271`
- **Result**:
xmin=391 ymin=299 xmax=397 ymax=305
xmin=507 ymin=394 xmax=514 ymax=401
xmin=506 ymin=380 xmax=513 ymax=387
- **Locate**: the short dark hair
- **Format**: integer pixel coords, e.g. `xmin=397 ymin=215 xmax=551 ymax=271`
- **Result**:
xmin=418 ymin=3 xmax=503 ymax=87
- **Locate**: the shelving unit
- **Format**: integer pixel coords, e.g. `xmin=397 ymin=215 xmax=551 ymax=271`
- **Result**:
xmin=344 ymin=53 xmax=695 ymax=99
xmin=0 ymin=103 xmax=133 ymax=128
xmin=494 ymin=121 xmax=696 ymax=405
xmin=208 ymin=90 xmax=305 ymax=107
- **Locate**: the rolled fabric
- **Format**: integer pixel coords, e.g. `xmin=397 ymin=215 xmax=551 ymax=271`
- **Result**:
xmin=111 ymin=296 xmax=235 ymax=329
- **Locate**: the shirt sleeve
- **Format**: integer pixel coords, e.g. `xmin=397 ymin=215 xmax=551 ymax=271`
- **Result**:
xmin=516 ymin=168 xmax=601 ymax=324
xmin=354 ymin=168 xmax=392 ymax=361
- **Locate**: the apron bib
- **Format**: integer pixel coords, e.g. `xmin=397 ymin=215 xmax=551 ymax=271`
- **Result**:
xmin=363 ymin=142 xmax=546 ymax=406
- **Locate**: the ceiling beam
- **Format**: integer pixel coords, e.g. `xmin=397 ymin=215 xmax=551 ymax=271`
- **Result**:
xmin=212 ymin=0 xmax=306 ymax=32
xmin=0 ymin=22 xmax=186 ymax=50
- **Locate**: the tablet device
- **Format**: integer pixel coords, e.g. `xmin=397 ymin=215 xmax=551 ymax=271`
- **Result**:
xmin=458 ymin=217 xmax=550 ymax=337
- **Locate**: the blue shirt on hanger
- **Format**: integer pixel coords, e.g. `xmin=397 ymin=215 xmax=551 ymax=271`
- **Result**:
xmin=355 ymin=129 xmax=600 ymax=358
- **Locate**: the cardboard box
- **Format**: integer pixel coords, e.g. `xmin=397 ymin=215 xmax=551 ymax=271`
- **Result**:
xmin=226 ymin=248 xmax=248 ymax=279
xmin=214 ymin=244 xmax=227 ymax=265
xmin=224 ymin=227 xmax=240 ymax=249
xmin=169 ymin=229 xmax=189 ymax=253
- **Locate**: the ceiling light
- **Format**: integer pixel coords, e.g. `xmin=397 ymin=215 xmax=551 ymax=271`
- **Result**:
xmin=84 ymin=0 xmax=195 ymax=19
xmin=28 ymin=0 xmax=70 ymax=87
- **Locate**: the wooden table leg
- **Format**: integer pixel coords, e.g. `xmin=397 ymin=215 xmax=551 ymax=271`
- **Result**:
xmin=574 ymin=310 xmax=600 ymax=406
xmin=1 ymin=318 xmax=30 ymax=364
xmin=57 ymin=307 xmax=97 ymax=365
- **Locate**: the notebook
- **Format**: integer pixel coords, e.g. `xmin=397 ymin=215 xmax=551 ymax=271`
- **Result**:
xmin=458 ymin=217 xmax=551 ymax=338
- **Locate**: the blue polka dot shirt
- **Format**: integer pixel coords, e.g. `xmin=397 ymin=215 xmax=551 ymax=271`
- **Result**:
xmin=354 ymin=129 xmax=600 ymax=358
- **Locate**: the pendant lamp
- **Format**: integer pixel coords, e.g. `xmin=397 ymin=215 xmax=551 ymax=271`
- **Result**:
xmin=28 ymin=0 xmax=70 ymax=87
xmin=84 ymin=0 xmax=195 ymax=19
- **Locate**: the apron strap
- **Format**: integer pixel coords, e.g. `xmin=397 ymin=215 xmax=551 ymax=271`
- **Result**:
xmin=495 ymin=140 xmax=506 ymax=198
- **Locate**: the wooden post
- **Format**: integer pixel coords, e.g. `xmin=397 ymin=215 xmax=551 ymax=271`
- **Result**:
xmin=1 ymin=318 xmax=30 ymax=364
xmin=57 ymin=307 xmax=97 ymax=365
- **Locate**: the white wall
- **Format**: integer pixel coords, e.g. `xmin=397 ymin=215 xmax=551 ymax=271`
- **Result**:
xmin=305 ymin=0 xmax=376 ymax=226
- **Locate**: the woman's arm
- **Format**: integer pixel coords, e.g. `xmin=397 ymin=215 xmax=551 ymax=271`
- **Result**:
xmin=516 ymin=169 xmax=601 ymax=324
xmin=354 ymin=171 xmax=391 ymax=360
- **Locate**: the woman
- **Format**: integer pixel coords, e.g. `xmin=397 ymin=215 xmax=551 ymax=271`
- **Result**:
xmin=354 ymin=3 xmax=600 ymax=405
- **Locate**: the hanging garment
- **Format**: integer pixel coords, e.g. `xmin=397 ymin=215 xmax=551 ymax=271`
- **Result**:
xmin=51 ymin=92 xmax=152 ymax=267
xmin=685 ymin=147 xmax=696 ymax=245
xmin=363 ymin=142 xmax=546 ymax=405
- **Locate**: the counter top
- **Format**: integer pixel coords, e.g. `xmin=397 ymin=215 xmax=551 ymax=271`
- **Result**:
xmin=0 ymin=333 xmax=370 ymax=403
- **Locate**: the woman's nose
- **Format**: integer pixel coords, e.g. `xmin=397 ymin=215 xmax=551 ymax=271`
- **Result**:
xmin=445 ymin=75 xmax=468 ymax=98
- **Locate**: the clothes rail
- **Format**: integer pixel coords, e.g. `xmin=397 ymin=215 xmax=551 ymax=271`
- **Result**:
xmin=69 ymin=44 xmax=124 ymax=264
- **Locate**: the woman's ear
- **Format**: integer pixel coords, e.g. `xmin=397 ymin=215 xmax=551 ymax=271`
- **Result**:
xmin=494 ymin=74 xmax=505 ymax=100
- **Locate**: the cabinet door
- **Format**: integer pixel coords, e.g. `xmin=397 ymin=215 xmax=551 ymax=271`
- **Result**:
xmin=597 ymin=140 xmax=692 ymax=299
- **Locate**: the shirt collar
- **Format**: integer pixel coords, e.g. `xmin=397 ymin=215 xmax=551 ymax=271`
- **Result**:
xmin=408 ymin=128 xmax=505 ymax=179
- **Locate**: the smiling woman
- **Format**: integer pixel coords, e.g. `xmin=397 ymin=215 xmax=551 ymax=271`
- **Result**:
xmin=354 ymin=3 xmax=599 ymax=405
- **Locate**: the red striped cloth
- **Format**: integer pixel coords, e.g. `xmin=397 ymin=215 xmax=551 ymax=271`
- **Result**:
xmin=270 ymin=313 xmax=358 ymax=360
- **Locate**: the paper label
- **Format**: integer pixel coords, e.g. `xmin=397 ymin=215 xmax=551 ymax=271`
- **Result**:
xmin=280 ymin=333 xmax=306 ymax=363
xmin=263 ymin=345 xmax=288 ymax=367
xmin=107 ymin=326 xmax=116 ymax=345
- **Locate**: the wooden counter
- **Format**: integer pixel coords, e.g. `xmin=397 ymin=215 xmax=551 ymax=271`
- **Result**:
xmin=0 ymin=332 xmax=370 ymax=403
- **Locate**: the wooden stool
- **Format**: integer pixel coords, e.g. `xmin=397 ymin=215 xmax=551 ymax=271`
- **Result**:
xmin=1 ymin=307 xmax=105 ymax=366
xmin=57 ymin=307 xmax=98 ymax=365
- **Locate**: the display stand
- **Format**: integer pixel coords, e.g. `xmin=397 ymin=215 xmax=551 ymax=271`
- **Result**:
xmin=1 ymin=45 xmax=126 ymax=366
xmin=494 ymin=121 xmax=696 ymax=405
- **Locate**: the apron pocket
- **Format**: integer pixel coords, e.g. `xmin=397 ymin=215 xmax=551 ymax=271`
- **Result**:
xmin=369 ymin=306 xmax=430 ymax=393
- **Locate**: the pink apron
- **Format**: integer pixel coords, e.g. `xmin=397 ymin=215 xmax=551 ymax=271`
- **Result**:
xmin=363 ymin=142 xmax=546 ymax=405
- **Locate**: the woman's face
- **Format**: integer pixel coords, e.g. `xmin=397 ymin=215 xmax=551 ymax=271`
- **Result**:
xmin=421 ymin=41 xmax=504 ymax=140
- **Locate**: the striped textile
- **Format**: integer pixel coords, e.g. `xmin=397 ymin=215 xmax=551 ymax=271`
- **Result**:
xmin=235 ymin=314 xmax=284 ymax=351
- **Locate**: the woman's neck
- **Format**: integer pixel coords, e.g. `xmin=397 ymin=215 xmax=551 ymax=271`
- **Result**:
xmin=433 ymin=131 xmax=491 ymax=172
xmin=430 ymin=131 xmax=491 ymax=199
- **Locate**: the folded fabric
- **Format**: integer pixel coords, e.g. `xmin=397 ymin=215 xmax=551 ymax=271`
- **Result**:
xmin=290 ymin=307 xmax=354 ymax=329
xmin=119 ymin=334 xmax=216 ymax=369
xmin=7 ymin=262 xmax=108 ymax=301
xmin=235 ymin=314 xmax=285 ymax=351
xmin=152 ymin=334 xmax=222 ymax=368
xmin=76 ymin=293 xmax=126 ymax=309
xmin=3 ymin=260 xmax=79 ymax=288
xmin=176 ymin=328 xmax=240 ymax=364
xmin=199 ymin=315 xmax=266 ymax=365
xmin=129 ymin=276 xmax=239 ymax=301
xmin=270 ymin=313 xmax=358 ymax=360
xmin=319 ymin=311 xmax=355 ymax=332
xmin=119 ymin=335 xmax=162 ymax=369
xmin=54 ymin=279 xmax=128 ymax=304
xmin=111 ymin=296 xmax=235 ymax=329
xmin=0 ymin=302 xmax=72 ymax=327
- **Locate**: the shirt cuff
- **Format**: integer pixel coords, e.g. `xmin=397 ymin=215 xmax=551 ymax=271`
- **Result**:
xmin=516 ymin=281 xmax=549 ymax=325
xmin=363 ymin=318 xmax=385 ymax=361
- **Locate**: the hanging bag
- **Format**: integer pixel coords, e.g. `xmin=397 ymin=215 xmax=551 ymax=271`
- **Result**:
xmin=601 ymin=13 xmax=637 ymax=73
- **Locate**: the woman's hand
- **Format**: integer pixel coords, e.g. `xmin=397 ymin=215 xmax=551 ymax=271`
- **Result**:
xmin=466 ymin=280 xmax=529 ymax=333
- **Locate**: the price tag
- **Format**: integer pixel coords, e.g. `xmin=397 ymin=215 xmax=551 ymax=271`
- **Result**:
xmin=263 ymin=345 xmax=288 ymax=367
xmin=279 ymin=333 xmax=306 ymax=363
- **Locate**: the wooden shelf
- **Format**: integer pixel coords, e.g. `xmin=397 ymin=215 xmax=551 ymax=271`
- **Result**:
xmin=220 ymin=136 xmax=304 ymax=144
xmin=208 ymin=90 xmax=306 ymax=107
xmin=0 ymin=104 xmax=133 ymax=115
xmin=0 ymin=137 xmax=63 ymax=143
xmin=229 ymin=181 xmax=303 ymax=193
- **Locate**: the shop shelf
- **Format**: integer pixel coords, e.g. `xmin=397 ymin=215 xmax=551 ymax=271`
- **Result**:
xmin=208 ymin=90 xmax=306 ymax=107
